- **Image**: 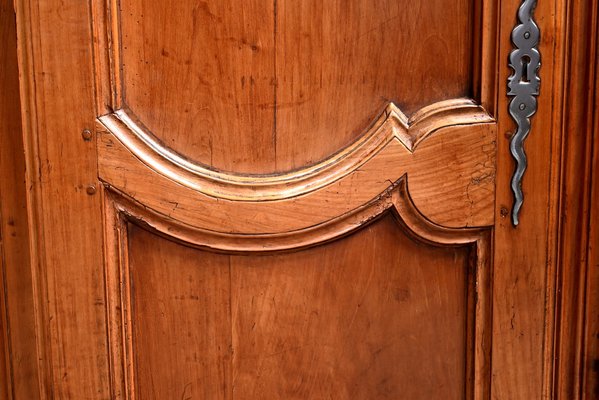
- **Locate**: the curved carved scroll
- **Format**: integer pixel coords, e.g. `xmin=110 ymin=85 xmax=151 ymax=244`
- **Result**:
xmin=105 ymin=178 xmax=483 ymax=253
xmin=99 ymin=99 xmax=492 ymax=200
xmin=97 ymin=99 xmax=496 ymax=230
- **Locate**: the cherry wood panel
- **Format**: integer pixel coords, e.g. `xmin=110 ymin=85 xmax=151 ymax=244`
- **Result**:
xmin=273 ymin=0 xmax=473 ymax=172
xmin=584 ymin=35 xmax=599 ymax=398
xmin=120 ymin=0 xmax=276 ymax=173
xmin=15 ymin=0 xmax=110 ymax=397
xmin=127 ymin=215 xmax=472 ymax=400
xmin=119 ymin=0 xmax=474 ymax=173
xmin=128 ymin=224 xmax=232 ymax=400
xmin=0 ymin=277 xmax=8 ymax=400
xmin=551 ymin=1 xmax=599 ymax=398
xmin=490 ymin=0 xmax=564 ymax=398
xmin=584 ymin=86 xmax=598 ymax=399
xmin=9 ymin=0 xmax=597 ymax=400
xmin=0 ymin=0 xmax=39 ymax=397
xmin=104 ymin=180 xmax=492 ymax=400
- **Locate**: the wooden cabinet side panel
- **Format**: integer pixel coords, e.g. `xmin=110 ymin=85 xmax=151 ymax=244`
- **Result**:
xmin=584 ymin=69 xmax=599 ymax=399
xmin=552 ymin=1 xmax=599 ymax=398
xmin=14 ymin=0 xmax=111 ymax=397
xmin=0 ymin=0 xmax=39 ymax=398
xmin=583 ymin=53 xmax=599 ymax=399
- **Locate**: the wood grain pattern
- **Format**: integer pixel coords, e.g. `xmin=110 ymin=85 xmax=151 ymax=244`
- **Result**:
xmin=14 ymin=0 xmax=111 ymax=397
xmin=125 ymin=216 xmax=470 ymax=399
xmin=584 ymin=63 xmax=599 ymax=399
xmin=128 ymin=224 xmax=232 ymax=400
xmin=0 ymin=271 xmax=8 ymax=400
xmin=551 ymin=1 xmax=599 ymax=398
xmin=584 ymin=32 xmax=599 ymax=398
xmin=116 ymin=0 xmax=475 ymax=173
xmin=0 ymin=0 xmax=39 ymax=397
xmin=10 ymin=0 xmax=596 ymax=398
xmin=273 ymin=0 xmax=474 ymax=172
xmin=228 ymin=215 xmax=470 ymax=399
xmin=107 ymin=189 xmax=491 ymax=400
xmin=120 ymin=0 xmax=277 ymax=173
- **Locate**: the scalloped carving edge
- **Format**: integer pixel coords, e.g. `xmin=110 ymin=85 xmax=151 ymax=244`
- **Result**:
xmin=99 ymin=98 xmax=492 ymax=201
xmin=104 ymin=178 xmax=486 ymax=252
xmin=102 ymin=178 xmax=493 ymax=400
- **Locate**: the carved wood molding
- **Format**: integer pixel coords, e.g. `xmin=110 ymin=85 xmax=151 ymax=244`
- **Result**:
xmin=98 ymin=100 xmax=496 ymax=231
xmin=99 ymin=99 xmax=492 ymax=200
xmin=91 ymin=0 xmax=499 ymax=231
xmin=103 ymin=178 xmax=483 ymax=252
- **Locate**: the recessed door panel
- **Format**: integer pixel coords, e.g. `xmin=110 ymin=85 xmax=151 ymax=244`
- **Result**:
xmin=127 ymin=215 xmax=473 ymax=399
xmin=119 ymin=0 xmax=476 ymax=172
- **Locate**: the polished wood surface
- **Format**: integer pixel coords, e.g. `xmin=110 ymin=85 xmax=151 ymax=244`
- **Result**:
xmin=490 ymin=0 xmax=560 ymax=396
xmin=120 ymin=0 xmax=474 ymax=173
xmin=585 ymin=80 xmax=599 ymax=399
xmin=551 ymin=1 xmax=599 ymax=398
xmin=128 ymin=225 xmax=232 ymax=400
xmin=1 ymin=0 xmax=596 ymax=398
xmin=94 ymin=0 xmax=495 ymax=394
xmin=14 ymin=0 xmax=110 ymax=397
xmin=127 ymin=215 xmax=472 ymax=399
xmin=0 ymin=0 xmax=39 ymax=397
xmin=585 ymin=42 xmax=599 ymax=398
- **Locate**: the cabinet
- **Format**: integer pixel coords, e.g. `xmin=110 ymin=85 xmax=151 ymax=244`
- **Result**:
xmin=0 ymin=0 xmax=597 ymax=398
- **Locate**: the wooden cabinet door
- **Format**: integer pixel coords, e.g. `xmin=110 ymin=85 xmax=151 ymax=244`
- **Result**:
xmin=7 ymin=0 xmax=588 ymax=399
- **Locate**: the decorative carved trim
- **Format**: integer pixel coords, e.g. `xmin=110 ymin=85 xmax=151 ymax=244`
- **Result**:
xmin=103 ymin=178 xmax=483 ymax=252
xmin=507 ymin=0 xmax=541 ymax=226
xmin=99 ymin=99 xmax=492 ymax=201
xmin=98 ymin=100 xmax=496 ymax=230
xmin=90 ymin=0 xmax=499 ymax=230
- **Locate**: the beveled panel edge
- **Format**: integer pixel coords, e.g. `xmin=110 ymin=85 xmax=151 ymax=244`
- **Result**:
xmin=98 ymin=99 xmax=493 ymax=201
xmin=100 ymin=179 xmax=493 ymax=400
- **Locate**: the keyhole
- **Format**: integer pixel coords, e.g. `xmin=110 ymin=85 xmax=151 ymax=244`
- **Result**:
xmin=520 ymin=56 xmax=531 ymax=83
